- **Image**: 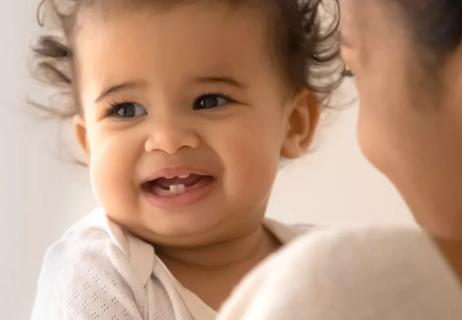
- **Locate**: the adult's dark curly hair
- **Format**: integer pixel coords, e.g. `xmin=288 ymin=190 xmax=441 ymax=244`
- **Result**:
xmin=391 ymin=0 xmax=462 ymax=65
xmin=32 ymin=0 xmax=343 ymax=119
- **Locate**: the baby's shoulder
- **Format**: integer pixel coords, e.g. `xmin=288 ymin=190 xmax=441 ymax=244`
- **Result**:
xmin=32 ymin=208 xmax=156 ymax=319
xmin=46 ymin=209 xmax=128 ymax=267
xmin=44 ymin=208 xmax=154 ymax=285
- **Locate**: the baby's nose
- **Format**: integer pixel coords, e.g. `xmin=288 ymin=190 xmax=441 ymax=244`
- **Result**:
xmin=144 ymin=119 xmax=200 ymax=154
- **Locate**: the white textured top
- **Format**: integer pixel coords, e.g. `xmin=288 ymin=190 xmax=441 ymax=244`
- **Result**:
xmin=31 ymin=208 xmax=311 ymax=320
xmin=218 ymin=226 xmax=462 ymax=320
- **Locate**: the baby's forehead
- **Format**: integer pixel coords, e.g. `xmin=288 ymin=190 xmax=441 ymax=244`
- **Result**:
xmin=75 ymin=5 xmax=266 ymax=57
xmin=72 ymin=0 xmax=293 ymax=83
xmin=74 ymin=1 xmax=272 ymax=46
xmin=75 ymin=0 xmax=268 ymax=25
xmin=72 ymin=1 xmax=289 ymax=99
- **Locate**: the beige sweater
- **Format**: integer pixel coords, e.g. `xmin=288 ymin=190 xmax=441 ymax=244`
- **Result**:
xmin=218 ymin=226 xmax=462 ymax=320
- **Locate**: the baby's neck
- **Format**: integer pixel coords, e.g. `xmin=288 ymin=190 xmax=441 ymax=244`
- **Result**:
xmin=156 ymin=225 xmax=281 ymax=310
xmin=157 ymin=225 xmax=280 ymax=268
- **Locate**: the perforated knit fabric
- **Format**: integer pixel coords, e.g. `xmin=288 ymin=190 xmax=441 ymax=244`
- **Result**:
xmin=32 ymin=208 xmax=310 ymax=320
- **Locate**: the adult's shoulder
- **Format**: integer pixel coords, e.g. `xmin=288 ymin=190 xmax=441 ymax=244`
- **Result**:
xmin=219 ymin=226 xmax=462 ymax=320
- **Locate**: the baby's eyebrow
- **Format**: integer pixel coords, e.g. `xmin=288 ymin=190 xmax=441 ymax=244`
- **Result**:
xmin=94 ymin=76 xmax=246 ymax=103
xmin=190 ymin=76 xmax=247 ymax=89
xmin=95 ymin=79 xmax=148 ymax=103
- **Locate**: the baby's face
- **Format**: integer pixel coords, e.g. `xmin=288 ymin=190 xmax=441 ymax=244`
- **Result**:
xmin=73 ymin=2 xmax=305 ymax=246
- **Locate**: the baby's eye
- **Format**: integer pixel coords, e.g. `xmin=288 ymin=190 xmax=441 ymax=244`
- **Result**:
xmin=193 ymin=94 xmax=231 ymax=110
xmin=109 ymin=102 xmax=147 ymax=118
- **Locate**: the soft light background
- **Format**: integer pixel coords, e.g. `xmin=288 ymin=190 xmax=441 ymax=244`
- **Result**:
xmin=0 ymin=1 xmax=415 ymax=319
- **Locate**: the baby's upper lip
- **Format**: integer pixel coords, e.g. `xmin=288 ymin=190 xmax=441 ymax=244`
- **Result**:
xmin=141 ymin=167 xmax=215 ymax=184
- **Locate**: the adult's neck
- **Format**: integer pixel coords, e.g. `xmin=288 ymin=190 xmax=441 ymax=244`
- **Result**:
xmin=433 ymin=237 xmax=462 ymax=284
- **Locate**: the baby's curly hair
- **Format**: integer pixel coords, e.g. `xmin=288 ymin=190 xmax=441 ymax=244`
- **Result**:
xmin=32 ymin=0 xmax=343 ymax=119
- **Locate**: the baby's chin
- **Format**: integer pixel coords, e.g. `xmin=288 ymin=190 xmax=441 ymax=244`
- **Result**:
xmin=117 ymin=211 xmax=234 ymax=248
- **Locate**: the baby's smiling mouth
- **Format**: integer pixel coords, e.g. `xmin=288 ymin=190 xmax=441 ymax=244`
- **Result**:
xmin=141 ymin=173 xmax=215 ymax=198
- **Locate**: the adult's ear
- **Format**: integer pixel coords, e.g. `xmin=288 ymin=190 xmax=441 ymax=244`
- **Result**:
xmin=281 ymin=88 xmax=320 ymax=158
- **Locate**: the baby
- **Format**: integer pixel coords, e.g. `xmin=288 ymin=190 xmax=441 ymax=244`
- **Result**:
xmin=31 ymin=0 xmax=342 ymax=319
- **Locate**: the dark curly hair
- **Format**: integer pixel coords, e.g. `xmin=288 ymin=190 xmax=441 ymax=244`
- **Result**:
xmin=32 ymin=0 xmax=343 ymax=120
xmin=391 ymin=0 xmax=462 ymax=63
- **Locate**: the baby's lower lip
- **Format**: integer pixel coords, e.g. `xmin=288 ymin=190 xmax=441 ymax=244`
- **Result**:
xmin=141 ymin=176 xmax=216 ymax=209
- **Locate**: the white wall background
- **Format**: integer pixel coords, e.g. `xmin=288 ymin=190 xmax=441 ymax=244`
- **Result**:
xmin=0 ymin=1 xmax=415 ymax=319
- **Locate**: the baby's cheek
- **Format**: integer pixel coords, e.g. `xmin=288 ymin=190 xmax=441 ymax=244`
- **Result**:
xmin=225 ymin=130 xmax=279 ymax=197
xmin=89 ymin=142 xmax=139 ymax=217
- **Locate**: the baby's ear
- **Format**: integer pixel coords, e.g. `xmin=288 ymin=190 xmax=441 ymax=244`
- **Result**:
xmin=281 ymin=89 xmax=320 ymax=159
xmin=73 ymin=114 xmax=90 ymax=162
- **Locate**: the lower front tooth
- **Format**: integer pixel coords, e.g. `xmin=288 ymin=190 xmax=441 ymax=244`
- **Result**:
xmin=169 ymin=184 xmax=186 ymax=194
